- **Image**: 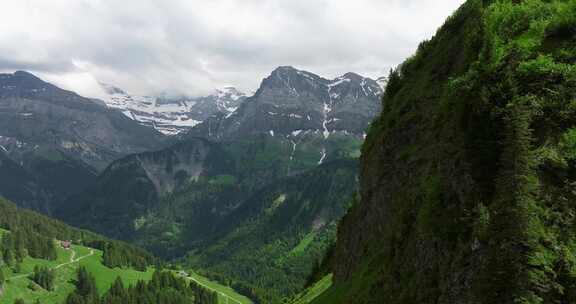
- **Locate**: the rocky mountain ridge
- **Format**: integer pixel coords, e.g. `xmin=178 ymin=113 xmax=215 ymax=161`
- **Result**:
xmin=0 ymin=70 xmax=166 ymax=213
xmin=0 ymin=71 xmax=165 ymax=170
xmin=100 ymin=83 xmax=247 ymax=135
xmin=187 ymin=66 xmax=383 ymax=141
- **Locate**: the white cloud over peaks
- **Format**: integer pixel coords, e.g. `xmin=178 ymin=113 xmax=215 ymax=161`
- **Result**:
xmin=0 ymin=0 xmax=465 ymax=98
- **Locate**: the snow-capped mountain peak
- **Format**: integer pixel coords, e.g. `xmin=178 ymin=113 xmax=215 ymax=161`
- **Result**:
xmin=216 ymin=86 xmax=245 ymax=101
xmin=99 ymin=83 xmax=247 ymax=136
xmin=187 ymin=67 xmax=384 ymax=141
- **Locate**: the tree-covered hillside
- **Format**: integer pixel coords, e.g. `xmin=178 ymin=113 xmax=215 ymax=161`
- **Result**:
xmin=0 ymin=197 xmax=155 ymax=271
xmin=0 ymin=197 xmax=243 ymax=304
xmin=186 ymin=160 xmax=358 ymax=303
xmin=311 ymin=0 xmax=576 ymax=303
xmin=0 ymin=149 xmax=96 ymax=215
xmin=57 ymin=135 xmax=361 ymax=303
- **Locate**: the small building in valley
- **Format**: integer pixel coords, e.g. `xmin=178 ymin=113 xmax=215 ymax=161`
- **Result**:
xmin=61 ymin=240 xmax=71 ymax=250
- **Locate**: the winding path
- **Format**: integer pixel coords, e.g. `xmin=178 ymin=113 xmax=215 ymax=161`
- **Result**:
xmin=8 ymin=248 xmax=94 ymax=280
xmin=7 ymin=246 xmax=242 ymax=304
xmin=54 ymin=249 xmax=94 ymax=269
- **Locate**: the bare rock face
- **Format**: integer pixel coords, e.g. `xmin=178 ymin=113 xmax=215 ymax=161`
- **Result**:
xmin=186 ymin=66 xmax=383 ymax=141
xmin=183 ymin=67 xmax=383 ymax=172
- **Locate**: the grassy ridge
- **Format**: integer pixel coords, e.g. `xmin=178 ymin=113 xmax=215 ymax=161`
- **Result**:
xmin=77 ymin=247 xmax=155 ymax=295
xmin=0 ymin=240 xmax=250 ymax=304
xmin=289 ymin=274 xmax=333 ymax=304
xmin=185 ymin=271 xmax=253 ymax=304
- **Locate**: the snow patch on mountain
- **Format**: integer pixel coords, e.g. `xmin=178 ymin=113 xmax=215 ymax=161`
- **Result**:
xmin=376 ymin=76 xmax=388 ymax=91
xmin=100 ymin=83 xmax=246 ymax=135
xmin=328 ymin=77 xmax=351 ymax=88
xmin=318 ymin=148 xmax=327 ymax=165
xmin=185 ymin=66 xmax=384 ymax=142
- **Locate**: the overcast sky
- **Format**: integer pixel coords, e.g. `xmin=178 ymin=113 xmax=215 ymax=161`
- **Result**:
xmin=0 ymin=0 xmax=464 ymax=98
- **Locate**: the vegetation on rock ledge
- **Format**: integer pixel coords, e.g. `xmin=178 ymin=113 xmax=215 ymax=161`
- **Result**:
xmin=313 ymin=0 xmax=576 ymax=303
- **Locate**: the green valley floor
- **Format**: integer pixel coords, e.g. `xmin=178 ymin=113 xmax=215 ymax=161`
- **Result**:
xmin=0 ymin=238 xmax=251 ymax=304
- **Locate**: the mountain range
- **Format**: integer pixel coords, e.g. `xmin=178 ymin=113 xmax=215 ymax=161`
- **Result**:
xmin=54 ymin=66 xmax=383 ymax=303
xmin=0 ymin=70 xmax=165 ymax=213
xmin=187 ymin=66 xmax=383 ymax=141
xmin=0 ymin=66 xmax=383 ymax=303
xmin=0 ymin=71 xmax=165 ymax=168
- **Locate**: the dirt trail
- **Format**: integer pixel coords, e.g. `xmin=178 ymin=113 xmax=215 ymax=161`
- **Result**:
xmin=54 ymin=249 xmax=93 ymax=270
xmin=9 ymin=249 xmax=94 ymax=280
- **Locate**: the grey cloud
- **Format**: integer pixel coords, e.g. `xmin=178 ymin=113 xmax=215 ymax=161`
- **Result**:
xmin=0 ymin=0 xmax=465 ymax=97
xmin=0 ymin=57 xmax=75 ymax=74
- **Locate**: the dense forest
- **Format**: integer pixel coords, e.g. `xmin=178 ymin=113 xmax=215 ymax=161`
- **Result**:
xmin=186 ymin=160 xmax=358 ymax=303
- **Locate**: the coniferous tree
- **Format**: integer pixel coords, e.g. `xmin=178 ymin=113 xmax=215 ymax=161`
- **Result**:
xmin=0 ymin=267 xmax=5 ymax=289
xmin=76 ymin=266 xmax=98 ymax=298
xmin=64 ymin=293 xmax=85 ymax=304
xmin=101 ymin=276 xmax=127 ymax=304
xmin=13 ymin=262 xmax=21 ymax=274
xmin=30 ymin=266 xmax=55 ymax=291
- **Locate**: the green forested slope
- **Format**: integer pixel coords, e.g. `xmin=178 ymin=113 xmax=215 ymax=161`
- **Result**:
xmin=0 ymin=242 xmax=154 ymax=304
xmin=186 ymin=160 xmax=357 ymax=303
xmin=0 ymin=197 xmax=240 ymax=304
xmin=0 ymin=197 xmax=155 ymax=271
xmin=57 ymin=135 xmax=360 ymax=303
xmin=313 ymin=0 xmax=576 ymax=303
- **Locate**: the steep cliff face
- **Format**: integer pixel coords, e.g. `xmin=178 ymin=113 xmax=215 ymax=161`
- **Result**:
xmin=319 ymin=1 xmax=576 ymax=303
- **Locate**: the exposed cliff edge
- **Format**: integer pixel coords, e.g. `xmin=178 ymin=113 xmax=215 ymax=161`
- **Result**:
xmin=316 ymin=1 xmax=576 ymax=303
